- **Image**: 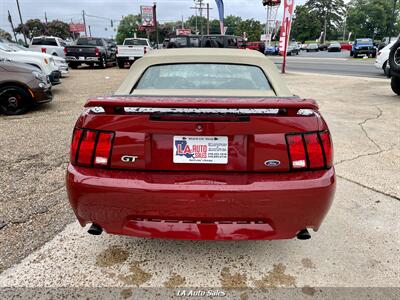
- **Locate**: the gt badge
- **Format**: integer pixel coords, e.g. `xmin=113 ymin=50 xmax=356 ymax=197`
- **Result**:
xmin=121 ymin=155 xmax=138 ymax=163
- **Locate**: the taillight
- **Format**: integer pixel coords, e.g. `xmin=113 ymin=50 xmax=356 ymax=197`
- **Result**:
xmin=144 ymin=47 xmax=148 ymax=54
xmin=94 ymin=132 xmax=113 ymax=167
xmin=70 ymin=128 xmax=114 ymax=168
xmin=320 ymin=132 xmax=333 ymax=168
xmin=287 ymin=135 xmax=307 ymax=169
xmin=41 ymin=47 xmax=47 ymax=53
xmin=286 ymin=131 xmax=333 ymax=170
xmin=70 ymin=128 xmax=83 ymax=164
xmin=304 ymin=133 xmax=324 ymax=169
xmin=95 ymin=47 xmax=100 ymax=56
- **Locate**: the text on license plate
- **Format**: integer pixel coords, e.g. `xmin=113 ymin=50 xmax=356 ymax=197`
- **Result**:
xmin=173 ymin=136 xmax=228 ymax=164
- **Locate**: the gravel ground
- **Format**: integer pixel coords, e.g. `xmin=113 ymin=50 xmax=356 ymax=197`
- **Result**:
xmin=0 ymin=67 xmax=399 ymax=295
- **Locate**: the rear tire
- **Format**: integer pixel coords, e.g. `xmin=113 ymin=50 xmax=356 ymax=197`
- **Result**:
xmin=98 ymin=56 xmax=106 ymax=69
xmin=0 ymin=86 xmax=31 ymax=115
xmin=117 ymin=60 xmax=125 ymax=69
xmin=391 ymin=76 xmax=400 ymax=95
xmin=353 ymin=52 xmax=358 ymax=58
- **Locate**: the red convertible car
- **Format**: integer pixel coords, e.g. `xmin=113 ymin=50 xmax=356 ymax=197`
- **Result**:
xmin=66 ymin=49 xmax=335 ymax=240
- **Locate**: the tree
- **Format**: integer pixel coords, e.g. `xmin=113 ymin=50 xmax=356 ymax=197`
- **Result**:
xmin=116 ymin=14 xmax=145 ymax=44
xmin=209 ymin=19 xmax=221 ymax=34
xmin=46 ymin=20 xmax=70 ymax=39
xmin=346 ymin=0 xmax=400 ymax=40
xmin=224 ymin=15 xmax=242 ymax=35
xmin=306 ymin=0 xmax=346 ymax=41
xmin=0 ymin=28 xmax=12 ymax=40
xmin=15 ymin=19 xmax=46 ymax=39
xmin=235 ymin=19 xmax=263 ymax=42
xmin=291 ymin=5 xmax=322 ymax=42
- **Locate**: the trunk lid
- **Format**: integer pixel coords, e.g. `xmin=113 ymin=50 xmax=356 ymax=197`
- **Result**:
xmin=78 ymin=96 xmax=323 ymax=172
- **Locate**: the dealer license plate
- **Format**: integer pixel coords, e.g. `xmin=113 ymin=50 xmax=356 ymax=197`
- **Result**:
xmin=78 ymin=56 xmax=85 ymax=61
xmin=173 ymin=136 xmax=228 ymax=164
xmin=129 ymin=57 xmax=135 ymax=60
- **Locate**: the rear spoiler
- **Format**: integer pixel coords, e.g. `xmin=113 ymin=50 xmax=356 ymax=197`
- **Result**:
xmin=85 ymin=96 xmax=319 ymax=111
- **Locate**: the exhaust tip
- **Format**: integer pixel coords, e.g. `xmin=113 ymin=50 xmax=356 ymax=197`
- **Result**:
xmin=297 ymin=229 xmax=311 ymax=240
xmin=88 ymin=223 xmax=103 ymax=235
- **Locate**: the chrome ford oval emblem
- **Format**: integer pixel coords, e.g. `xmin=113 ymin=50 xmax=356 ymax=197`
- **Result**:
xmin=265 ymin=160 xmax=281 ymax=167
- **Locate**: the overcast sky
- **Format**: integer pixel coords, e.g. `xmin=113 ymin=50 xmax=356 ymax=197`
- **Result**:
xmin=1 ymin=0 xmax=308 ymax=39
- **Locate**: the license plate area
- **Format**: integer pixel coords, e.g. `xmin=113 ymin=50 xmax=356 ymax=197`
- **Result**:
xmin=173 ymin=136 xmax=228 ymax=164
xmin=79 ymin=56 xmax=85 ymax=60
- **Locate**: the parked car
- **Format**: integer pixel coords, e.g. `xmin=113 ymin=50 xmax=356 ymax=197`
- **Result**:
xmin=387 ymin=38 xmax=400 ymax=95
xmin=0 ymin=41 xmax=61 ymax=85
xmin=201 ymin=35 xmax=246 ymax=48
xmin=166 ymin=35 xmax=202 ymax=48
xmin=378 ymin=37 xmax=398 ymax=51
xmin=318 ymin=44 xmax=328 ymax=51
xmin=265 ymin=45 xmax=279 ymax=55
xmin=29 ymin=36 xmax=67 ymax=58
xmin=0 ymin=59 xmax=52 ymax=115
xmin=328 ymin=42 xmax=341 ymax=52
xmin=286 ymin=43 xmax=300 ymax=55
xmin=306 ymin=43 xmax=319 ymax=52
xmin=65 ymin=37 xmax=117 ymax=69
xmin=116 ymin=38 xmax=152 ymax=69
xmin=4 ymin=41 xmax=69 ymax=77
xmin=340 ymin=42 xmax=352 ymax=51
xmin=66 ymin=48 xmax=335 ymax=241
xmin=350 ymin=38 xmax=377 ymax=58
xmin=375 ymin=40 xmax=396 ymax=76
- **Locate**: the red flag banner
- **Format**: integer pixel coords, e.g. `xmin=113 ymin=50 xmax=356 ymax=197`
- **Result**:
xmin=279 ymin=0 xmax=295 ymax=54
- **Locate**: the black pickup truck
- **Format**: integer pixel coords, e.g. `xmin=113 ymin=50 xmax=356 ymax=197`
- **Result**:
xmin=386 ymin=38 xmax=400 ymax=95
xmin=65 ymin=37 xmax=117 ymax=69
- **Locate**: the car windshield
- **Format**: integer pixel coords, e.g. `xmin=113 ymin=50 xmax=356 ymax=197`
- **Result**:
xmin=124 ymin=39 xmax=148 ymax=46
xmin=77 ymin=38 xmax=103 ymax=46
xmin=136 ymin=63 xmax=271 ymax=90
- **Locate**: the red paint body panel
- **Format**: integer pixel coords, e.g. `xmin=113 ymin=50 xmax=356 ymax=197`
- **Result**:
xmin=66 ymin=164 xmax=336 ymax=240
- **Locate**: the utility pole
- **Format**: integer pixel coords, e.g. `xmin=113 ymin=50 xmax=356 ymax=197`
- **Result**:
xmin=342 ymin=8 xmax=347 ymax=41
xmin=15 ymin=0 xmax=28 ymax=45
xmin=323 ymin=9 xmax=328 ymax=44
xmin=153 ymin=2 xmax=159 ymax=47
xmin=190 ymin=0 xmax=207 ymax=35
xmin=45 ymin=12 xmax=48 ymax=25
xmin=206 ymin=3 xmax=210 ymax=35
xmin=8 ymin=10 xmax=18 ymax=42
xmin=82 ymin=10 xmax=88 ymax=36
xmin=88 ymin=25 xmax=92 ymax=37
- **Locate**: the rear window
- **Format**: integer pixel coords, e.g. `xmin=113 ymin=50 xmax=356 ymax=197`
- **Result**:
xmin=124 ymin=39 xmax=148 ymax=46
xmin=77 ymin=38 xmax=103 ymax=46
xmin=136 ymin=64 xmax=271 ymax=90
xmin=32 ymin=38 xmax=57 ymax=46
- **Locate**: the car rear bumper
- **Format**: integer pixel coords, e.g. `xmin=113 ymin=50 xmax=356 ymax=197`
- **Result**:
xmin=66 ymin=56 xmax=100 ymax=63
xmin=66 ymin=165 xmax=336 ymax=240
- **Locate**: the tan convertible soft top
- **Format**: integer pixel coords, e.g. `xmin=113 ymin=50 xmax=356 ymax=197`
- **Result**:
xmin=115 ymin=48 xmax=293 ymax=97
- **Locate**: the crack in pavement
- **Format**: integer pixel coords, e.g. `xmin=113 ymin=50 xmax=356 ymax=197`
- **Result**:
xmin=335 ymin=145 xmax=397 ymax=166
xmin=337 ymin=175 xmax=400 ymax=201
xmin=358 ymin=106 xmax=383 ymax=151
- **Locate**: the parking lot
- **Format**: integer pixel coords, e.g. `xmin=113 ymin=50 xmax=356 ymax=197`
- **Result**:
xmin=0 ymin=65 xmax=399 ymax=295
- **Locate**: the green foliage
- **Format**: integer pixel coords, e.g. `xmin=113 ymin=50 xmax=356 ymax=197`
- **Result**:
xmin=235 ymin=19 xmax=263 ymax=42
xmin=15 ymin=19 xmax=46 ymax=39
xmin=292 ymin=5 xmax=322 ymax=42
xmin=116 ymin=14 xmax=145 ymax=44
xmin=347 ymin=0 xmax=400 ymax=40
xmin=46 ymin=20 xmax=70 ymax=39
xmin=225 ymin=15 xmax=242 ymax=35
xmin=186 ymin=16 xmax=208 ymax=34
xmin=0 ymin=28 xmax=12 ymax=40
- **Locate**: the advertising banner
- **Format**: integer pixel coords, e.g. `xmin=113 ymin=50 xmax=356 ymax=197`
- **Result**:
xmin=177 ymin=29 xmax=192 ymax=36
xmin=69 ymin=23 xmax=85 ymax=33
xmin=141 ymin=6 xmax=154 ymax=27
xmin=215 ymin=0 xmax=225 ymax=34
xmin=278 ymin=0 xmax=295 ymax=53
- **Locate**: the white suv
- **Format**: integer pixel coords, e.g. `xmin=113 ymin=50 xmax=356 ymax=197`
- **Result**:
xmin=375 ymin=40 xmax=396 ymax=76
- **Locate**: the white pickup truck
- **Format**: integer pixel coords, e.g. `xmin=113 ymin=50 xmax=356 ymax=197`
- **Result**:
xmin=29 ymin=36 xmax=67 ymax=58
xmin=116 ymin=38 xmax=152 ymax=68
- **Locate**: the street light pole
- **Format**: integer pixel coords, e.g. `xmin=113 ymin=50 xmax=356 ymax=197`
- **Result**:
xmin=15 ymin=0 xmax=28 ymax=45
xmin=8 ymin=11 xmax=18 ymax=42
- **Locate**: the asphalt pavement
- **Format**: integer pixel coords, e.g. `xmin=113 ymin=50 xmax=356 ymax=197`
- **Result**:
xmin=269 ymin=50 xmax=384 ymax=78
xmin=0 ymin=69 xmax=398 ymax=297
